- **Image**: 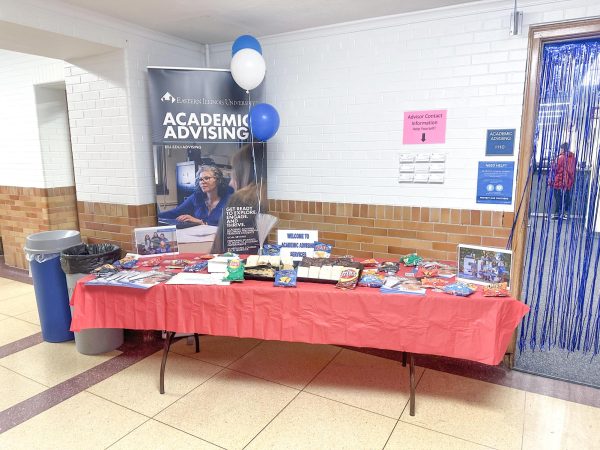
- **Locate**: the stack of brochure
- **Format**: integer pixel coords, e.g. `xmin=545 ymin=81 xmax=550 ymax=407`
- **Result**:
xmin=379 ymin=276 xmax=426 ymax=295
xmin=86 ymin=270 xmax=173 ymax=289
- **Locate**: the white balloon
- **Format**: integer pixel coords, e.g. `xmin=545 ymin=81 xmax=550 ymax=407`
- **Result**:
xmin=230 ymin=48 xmax=266 ymax=91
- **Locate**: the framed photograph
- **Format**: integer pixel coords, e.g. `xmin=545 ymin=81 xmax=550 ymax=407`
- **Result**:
xmin=134 ymin=226 xmax=179 ymax=256
xmin=457 ymin=244 xmax=512 ymax=287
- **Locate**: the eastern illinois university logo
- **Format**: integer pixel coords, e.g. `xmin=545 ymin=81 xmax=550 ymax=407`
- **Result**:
xmin=161 ymin=92 xmax=175 ymax=103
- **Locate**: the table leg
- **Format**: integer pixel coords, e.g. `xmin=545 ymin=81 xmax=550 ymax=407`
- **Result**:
xmin=160 ymin=331 xmax=176 ymax=395
xmin=409 ymin=353 xmax=416 ymax=416
xmin=194 ymin=333 xmax=200 ymax=353
xmin=402 ymin=351 xmax=407 ymax=367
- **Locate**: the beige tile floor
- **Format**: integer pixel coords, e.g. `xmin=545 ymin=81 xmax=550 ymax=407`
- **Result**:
xmin=1 ymin=277 xmax=600 ymax=449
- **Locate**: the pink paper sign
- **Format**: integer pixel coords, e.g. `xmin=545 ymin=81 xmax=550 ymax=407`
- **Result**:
xmin=403 ymin=109 xmax=447 ymax=144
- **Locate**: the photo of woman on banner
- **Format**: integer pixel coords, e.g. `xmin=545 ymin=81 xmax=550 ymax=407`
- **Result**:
xmin=211 ymin=144 xmax=267 ymax=254
xmin=158 ymin=165 xmax=234 ymax=226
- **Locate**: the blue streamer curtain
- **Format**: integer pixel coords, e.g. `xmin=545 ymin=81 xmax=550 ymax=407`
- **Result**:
xmin=519 ymin=38 xmax=600 ymax=355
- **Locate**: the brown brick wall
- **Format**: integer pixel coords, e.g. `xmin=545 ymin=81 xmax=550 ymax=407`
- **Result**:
xmin=268 ymin=200 xmax=514 ymax=261
xmin=0 ymin=186 xmax=78 ymax=269
xmin=77 ymin=201 xmax=157 ymax=253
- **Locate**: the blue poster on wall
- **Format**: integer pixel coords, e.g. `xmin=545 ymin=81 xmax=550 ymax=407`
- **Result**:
xmin=485 ymin=129 xmax=515 ymax=156
xmin=476 ymin=161 xmax=515 ymax=205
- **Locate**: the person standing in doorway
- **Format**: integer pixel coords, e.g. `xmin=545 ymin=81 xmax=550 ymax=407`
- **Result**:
xmin=549 ymin=142 xmax=576 ymax=220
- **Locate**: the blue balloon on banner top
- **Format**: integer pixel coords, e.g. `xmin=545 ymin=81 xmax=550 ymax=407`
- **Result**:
xmin=232 ymin=35 xmax=262 ymax=56
xmin=249 ymin=103 xmax=280 ymax=142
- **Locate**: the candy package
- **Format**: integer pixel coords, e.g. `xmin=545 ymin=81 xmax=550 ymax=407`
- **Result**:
xmin=378 ymin=262 xmax=399 ymax=275
xmin=313 ymin=242 xmax=332 ymax=258
xmin=274 ymin=270 xmax=297 ymax=287
xmin=400 ymin=253 xmax=423 ymax=267
xmin=223 ymin=258 xmax=244 ymax=282
xmin=113 ymin=257 xmax=137 ymax=269
xmin=263 ymin=244 xmax=282 ymax=256
xmin=137 ymin=257 xmax=163 ymax=268
xmin=336 ymin=268 xmax=360 ymax=290
xmin=483 ymin=282 xmax=510 ymax=297
xmin=443 ymin=282 xmax=476 ymax=297
xmin=360 ymin=258 xmax=379 ymax=267
xmin=92 ymin=264 xmax=118 ymax=274
xmin=358 ymin=271 xmax=385 ymax=288
xmin=183 ymin=261 xmax=209 ymax=272
xmin=420 ymin=277 xmax=449 ymax=289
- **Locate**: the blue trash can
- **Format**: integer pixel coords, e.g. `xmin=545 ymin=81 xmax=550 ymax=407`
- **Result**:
xmin=24 ymin=230 xmax=82 ymax=343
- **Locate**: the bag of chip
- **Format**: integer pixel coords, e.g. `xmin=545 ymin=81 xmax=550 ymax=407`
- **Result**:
xmin=336 ymin=268 xmax=360 ymax=290
xmin=400 ymin=253 xmax=423 ymax=267
xmin=183 ymin=261 xmax=208 ymax=272
xmin=113 ymin=257 xmax=137 ymax=269
xmin=378 ymin=261 xmax=399 ymax=275
xmin=443 ymin=282 xmax=476 ymax=297
xmin=274 ymin=269 xmax=297 ymax=287
xmin=358 ymin=271 xmax=385 ymax=288
xmin=483 ymin=282 xmax=510 ymax=297
xmin=313 ymin=242 xmax=332 ymax=258
xmin=360 ymin=258 xmax=379 ymax=267
xmin=263 ymin=244 xmax=282 ymax=256
xmin=223 ymin=258 xmax=244 ymax=282
xmin=137 ymin=257 xmax=163 ymax=268
xmin=421 ymin=278 xmax=449 ymax=289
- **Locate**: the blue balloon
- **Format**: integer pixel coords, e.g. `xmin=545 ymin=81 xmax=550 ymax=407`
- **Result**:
xmin=232 ymin=35 xmax=262 ymax=56
xmin=249 ymin=103 xmax=280 ymax=141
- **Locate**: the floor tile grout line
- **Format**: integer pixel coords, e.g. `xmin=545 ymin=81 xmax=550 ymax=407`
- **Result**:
xmin=0 ymin=363 xmax=51 ymax=389
xmin=242 ymin=390 xmax=303 ymax=450
xmin=381 ymin=417 xmax=401 ymax=450
xmin=151 ymin=417 xmax=228 ymax=449
xmin=241 ymin=346 xmax=343 ymax=450
xmin=150 ymin=363 xmax=229 ymax=419
xmin=520 ymin=392 xmax=528 ymax=450
xmin=85 ymin=390 xmax=155 ymax=419
xmin=103 ymin=417 xmax=152 ymax=450
xmin=224 ymin=339 xmax=264 ymax=368
xmin=0 ymin=337 xmax=164 ymax=434
xmin=397 ymin=421 xmax=500 ymax=450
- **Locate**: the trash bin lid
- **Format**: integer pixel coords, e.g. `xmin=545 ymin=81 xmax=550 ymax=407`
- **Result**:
xmin=24 ymin=230 xmax=82 ymax=254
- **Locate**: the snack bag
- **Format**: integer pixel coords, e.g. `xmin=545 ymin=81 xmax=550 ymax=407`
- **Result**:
xmin=483 ymin=282 xmax=510 ymax=297
xmin=360 ymin=258 xmax=379 ymax=268
xmin=92 ymin=264 xmax=118 ymax=274
xmin=400 ymin=253 xmax=423 ymax=267
xmin=443 ymin=282 xmax=476 ymax=297
xmin=263 ymin=244 xmax=282 ymax=256
xmin=113 ymin=257 xmax=137 ymax=269
xmin=223 ymin=258 xmax=244 ymax=282
xmin=137 ymin=257 xmax=162 ymax=268
xmin=313 ymin=242 xmax=332 ymax=258
xmin=358 ymin=271 xmax=385 ymax=288
xmin=274 ymin=269 xmax=297 ymax=287
xmin=420 ymin=277 xmax=449 ymax=289
xmin=335 ymin=268 xmax=360 ymax=290
xmin=378 ymin=262 xmax=399 ymax=275
xmin=183 ymin=261 xmax=209 ymax=272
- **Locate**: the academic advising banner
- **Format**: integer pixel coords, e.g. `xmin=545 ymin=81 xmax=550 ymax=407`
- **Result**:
xmin=147 ymin=67 xmax=266 ymax=254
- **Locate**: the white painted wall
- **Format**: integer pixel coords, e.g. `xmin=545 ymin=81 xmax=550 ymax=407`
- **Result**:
xmin=1 ymin=0 xmax=206 ymax=205
xmin=35 ymin=82 xmax=75 ymax=188
xmin=210 ymin=0 xmax=600 ymax=211
xmin=0 ymin=50 xmax=65 ymax=188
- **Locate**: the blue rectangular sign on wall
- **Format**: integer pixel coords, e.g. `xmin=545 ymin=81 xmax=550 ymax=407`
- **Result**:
xmin=486 ymin=129 xmax=515 ymax=156
xmin=476 ymin=161 xmax=515 ymax=205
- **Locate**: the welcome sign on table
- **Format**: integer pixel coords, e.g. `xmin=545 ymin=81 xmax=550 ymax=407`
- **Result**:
xmin=277 ymin=230 xmax=318 ymax=261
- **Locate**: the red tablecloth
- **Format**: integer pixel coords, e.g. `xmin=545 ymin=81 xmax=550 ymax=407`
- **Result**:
xmin=71 ymin=271 xmax=528 ymax=366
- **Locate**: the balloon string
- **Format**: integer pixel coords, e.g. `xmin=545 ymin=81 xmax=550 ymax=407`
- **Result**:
xmin=247 ymin=91 xmax=263 ymax=216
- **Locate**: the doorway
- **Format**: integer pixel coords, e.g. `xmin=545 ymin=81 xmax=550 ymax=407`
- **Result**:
xmin=512 ymin=22 xmax=600 ymax=387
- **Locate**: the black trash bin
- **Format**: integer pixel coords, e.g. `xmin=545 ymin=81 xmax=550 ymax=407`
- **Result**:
xmin=60 ymin=243 xmax=123 ymax=355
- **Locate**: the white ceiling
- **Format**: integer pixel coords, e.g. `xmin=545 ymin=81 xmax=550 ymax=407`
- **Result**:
xmin=60 ymin=0 xmax=483 ymax=45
